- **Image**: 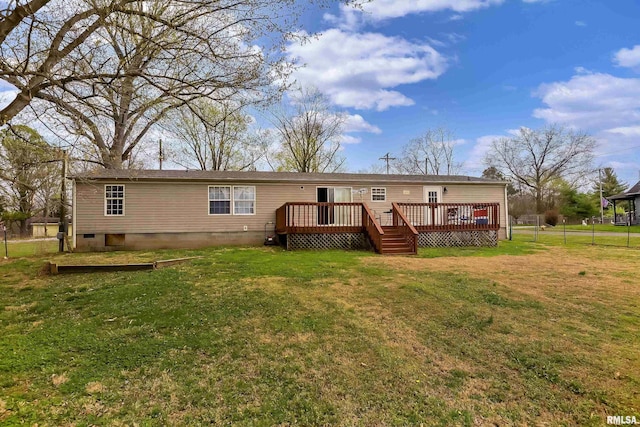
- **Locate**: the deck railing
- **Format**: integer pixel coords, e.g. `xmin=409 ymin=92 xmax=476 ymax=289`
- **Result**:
xmin=392 ymin=203 xmax=419 ymax=254
xmin=275 ymin=202 xmax=364 ymax=234
xmin=362 ymin=203 xmax=385 ymax=253
xmin=396 ymin=202 xmax=500 ymax=231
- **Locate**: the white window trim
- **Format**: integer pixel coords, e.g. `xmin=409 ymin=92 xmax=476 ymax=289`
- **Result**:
xmin=208 ymin=185 xmax=232 ymax=216
xmin=232 ymin=185 xmax=256 ymax=216
xmin=207 ymin=185 xmax=256 ymax=216
xmin=371 ymin=187 xmax=387 ymax=202
xmin=104 ymin=184 xmax=125 ymax=216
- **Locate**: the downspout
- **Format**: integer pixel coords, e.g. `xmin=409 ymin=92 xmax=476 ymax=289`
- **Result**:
xmin=72 ymin=178 xmax=77 ymax=250
xmin=504 ymin=184 xmax=510 ymax=240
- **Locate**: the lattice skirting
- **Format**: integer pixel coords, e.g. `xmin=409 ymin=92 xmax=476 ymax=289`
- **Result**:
xmin=418 ymin=230 xmax=497 ymax=247
xmin=286 ymin=233 xmax=370 ymax=250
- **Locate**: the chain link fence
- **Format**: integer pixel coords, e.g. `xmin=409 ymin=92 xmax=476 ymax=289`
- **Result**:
xmin=509 ymin=216 xmax=640 ymax=248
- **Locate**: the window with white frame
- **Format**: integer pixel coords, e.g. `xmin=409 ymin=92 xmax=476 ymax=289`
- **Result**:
xmin=233 ymin=186 xmax=255 ymax=215
xmin=105 ymin=185 xmax=125 ymax=216
xmin=209 ymin=186 xmax=231 ymax=215
xmin=208 ymin=186 xmax=255 ymax=215
xmin=371 ymin=187 xmax=386 ymax=202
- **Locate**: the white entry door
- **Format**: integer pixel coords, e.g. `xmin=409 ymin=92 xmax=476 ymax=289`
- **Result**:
xmin=317 ymin=187 xmax=352 ymax=225
xmin=423 ymin=186 xmax=443 ymax=225
xmin=333 ymin=187 xmax=352 ymax=225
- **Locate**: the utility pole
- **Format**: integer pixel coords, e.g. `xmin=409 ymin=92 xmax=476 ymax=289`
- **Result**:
xmin=58 ymin=149 xmax=68 ymax=253
xmin=159 ymin=139 xmax=164 ymax=170
xmin=599 ymin=168 xmax=604 ymax=224
xmin=379 ymin=152 xmax=396 ymax=175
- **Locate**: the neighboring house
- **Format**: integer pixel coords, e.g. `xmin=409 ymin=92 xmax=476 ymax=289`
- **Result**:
xmin=609 ymin=180 xmax=640 ymax=225
xmin=29 ymin=217 xmax=73 ymax=238
xmin=70 ymin=170 xmax=509 ymax=254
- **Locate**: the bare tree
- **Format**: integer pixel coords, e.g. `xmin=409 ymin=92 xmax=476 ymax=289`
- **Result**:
xmin=396 ymin=127 xmax=461 ymax=175
xmin=484 ymin=125 xmax=595 ymax=213
xmin=0 ymin=125 xmax=59 ymax=236
xmin=164 ymin=99 xmax=262 ymax=171
xmin=268 ymin=88 xmax=346 ymax=173
xmin=28 ymin=0 xmax=293 ymax=169
xmin=1 ymin=0 xmax=358 ymax=166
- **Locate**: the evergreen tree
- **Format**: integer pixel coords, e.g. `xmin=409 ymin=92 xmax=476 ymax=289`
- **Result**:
xmin=593 ymin=167 xmax=627 ymax=198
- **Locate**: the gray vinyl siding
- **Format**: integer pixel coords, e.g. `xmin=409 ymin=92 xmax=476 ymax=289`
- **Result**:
xmin=75 ymin=180 xmax=507 ymax=234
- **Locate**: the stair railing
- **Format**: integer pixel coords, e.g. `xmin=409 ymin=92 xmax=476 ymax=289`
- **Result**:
xmin=392 ymin=202 xmax=419 ymax=254
xmin=362 ymin=203 xmax=384 ymax=253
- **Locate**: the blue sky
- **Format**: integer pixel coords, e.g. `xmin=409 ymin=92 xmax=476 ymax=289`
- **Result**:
xmin=1 ymin=0 xmax=639 ymax=186
xmin=287 ymin=0 xmax=640 ymax=185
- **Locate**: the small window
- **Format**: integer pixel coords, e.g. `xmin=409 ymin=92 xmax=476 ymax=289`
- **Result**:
xmin=427 ymin=191 xmax=438 ymax=203
xmin=105 ymin=185 xmax=125 ymax=216
xmin=371 ymin=187 xmax=386 ymax=202
xmin=209 ymin=186 xmax=231 ymax=215
xmin=233 ymin=186 xmax=255 ymax=215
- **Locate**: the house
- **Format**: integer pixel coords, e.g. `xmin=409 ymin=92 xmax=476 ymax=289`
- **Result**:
xmin=609 ymin=180 xmax=640 ymax=225
xmin=29 ymin=217 xmax=73 ymax=238
xmin=70 ymin=170 xmax=509 ymax=254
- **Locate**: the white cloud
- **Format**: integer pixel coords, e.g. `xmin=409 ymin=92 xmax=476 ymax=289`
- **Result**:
xmin=613 ymin=45 xmax=640 ymax=70
xmin=287 ymin=29 xmax=448 ymax=111
xmin=339 ymin=135 xmax=362 ymax=145
xmin=575 ymin=21 xmax=587 ymax=27
xmin=344 ymin=114 xmax=382 ymax=134
xmin=605 ymin=126 xmax=640 ymax=137
xmin=323 ymin=5 xmax=363 ymax=32
xmin=533 ymin=72 xmax=640 ymax=129
xmin=357 ymin=0 xmax=504 ymax=20
xmin=0 ymin=88 xmax=18 ymax=110
xmin=462 ymin=134 xmax=505 ymax=173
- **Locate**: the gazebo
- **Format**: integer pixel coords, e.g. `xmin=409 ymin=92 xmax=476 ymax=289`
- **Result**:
xmin=609 ymin=180 xmax=640 ymax=225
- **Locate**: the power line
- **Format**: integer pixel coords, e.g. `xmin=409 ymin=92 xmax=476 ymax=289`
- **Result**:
xmin=379 ymin=152 xmax=396 ymax=174
xmin=594 ymin=144 xmax=640 ymax=158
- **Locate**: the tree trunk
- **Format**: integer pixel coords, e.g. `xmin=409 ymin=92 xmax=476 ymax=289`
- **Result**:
xmin=102 ymin=149 xmax=124 ymax=169
xmin=536 ymin=190 xmax=545 ymax=214
xmin=19 ymin=218 xmax=29 ymax=238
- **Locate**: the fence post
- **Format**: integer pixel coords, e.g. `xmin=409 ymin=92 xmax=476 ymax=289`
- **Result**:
xmin=2 ymin=224 xmax=7 ymax=259
xmin=509 ymin=216 xmax=513 ymax=241
xmin=628 ymin=219 xmax=631 ymax=248
xmin=592 ymin=216 xmax=595 ymax=246
xmin=563 ymin=218 xmax=566 ymax=245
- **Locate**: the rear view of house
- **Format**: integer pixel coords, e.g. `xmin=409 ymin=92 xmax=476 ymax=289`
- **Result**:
xmin=71 ymin=170 xmax=509 ymax=254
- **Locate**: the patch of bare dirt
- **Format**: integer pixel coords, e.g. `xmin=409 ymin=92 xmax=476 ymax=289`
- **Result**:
xmin=51 ymin=373 xmax=69 ymax=386
xmin=364 ymin=247 xmax=640 ymax=302
xmin=85 ymin=382 xmax=105 ymax=394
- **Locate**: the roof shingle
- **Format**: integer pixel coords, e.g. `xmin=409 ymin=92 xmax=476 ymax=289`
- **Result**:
xmin=70 ymin=169 xmax=505 ymax=185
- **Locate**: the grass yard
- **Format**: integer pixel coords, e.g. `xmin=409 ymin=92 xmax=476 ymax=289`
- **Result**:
xmin=2 ymin=239 xmax=58 ymax=258
xmin=558 ymin=224 xmax=640 ymax=233
xmin=1 ymin=239 xmax=639 ymax=425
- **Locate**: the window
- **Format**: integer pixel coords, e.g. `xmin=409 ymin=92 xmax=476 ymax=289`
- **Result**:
xmin=371 ymin=187 xmax=386 ymax=202
xmin=209 ymin=186 xmax=231 ymax=215
xmin=105 ymin=185 xmax=124 ymax=215
xmin=208 ymin=186 xmax=255 ymax=215
xmin=233 ymin=186 xmax=255 ymax=215
xmin=427 ymin=191 xmax=438 ymax=203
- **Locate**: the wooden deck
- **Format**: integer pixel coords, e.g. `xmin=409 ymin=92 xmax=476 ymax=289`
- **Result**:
xmin=276 ymin=201 xmax=500 ymax=255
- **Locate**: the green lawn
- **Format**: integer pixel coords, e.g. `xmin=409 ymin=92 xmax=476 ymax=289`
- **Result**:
xmin=3 ymin=239 xmax=58 ymax=258
xmin=512 ymin=228 xmax=640 ymax=248
xmin=1 ymin=242 xmax=639 ymax=425
xmin=560 ymin=224 xmax=640 ymax=233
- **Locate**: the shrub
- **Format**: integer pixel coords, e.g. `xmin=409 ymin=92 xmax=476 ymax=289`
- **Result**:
xmin=544 ymin=209 xmax=559 ymax=226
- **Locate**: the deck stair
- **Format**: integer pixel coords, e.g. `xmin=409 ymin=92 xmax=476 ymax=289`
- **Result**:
xmin=380 ymin=226 xmax=416 ymax=255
